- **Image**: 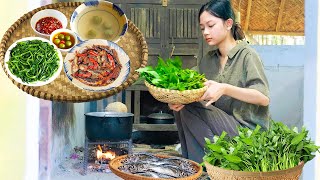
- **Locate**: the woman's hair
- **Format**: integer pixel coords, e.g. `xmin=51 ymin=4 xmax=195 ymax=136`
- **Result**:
xmin=199 ymin=0 xmax=245 ymax=40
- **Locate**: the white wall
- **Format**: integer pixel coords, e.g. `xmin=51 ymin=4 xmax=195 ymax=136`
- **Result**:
xmin=0 ymin=1 xmax=30 ymax=180
xmin=0 ymin=1 xmax=47 ymax=180
xmin=253 ymin=45 xmax=305 ymax=129
xmin=304 ymin=0 xmax=319 ymax=179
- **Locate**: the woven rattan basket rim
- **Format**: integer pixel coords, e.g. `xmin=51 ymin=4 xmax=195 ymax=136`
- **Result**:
xmin=204 ymin=161 xmax=304 ymax=176
xmin=0 ymin=2 xmax=148 ymax=102
xmin=109 ymin=154 xmax=203 ymax=180
xmin=145 ymin=81 xmax=208 ymax=94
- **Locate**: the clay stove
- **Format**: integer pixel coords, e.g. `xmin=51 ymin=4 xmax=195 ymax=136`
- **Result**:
xmin=82 ymin=137 xmax=132 ymax=174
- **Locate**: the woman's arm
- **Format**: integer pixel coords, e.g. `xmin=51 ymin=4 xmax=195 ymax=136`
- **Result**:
xmin=200 ymin=80 xmax=269 ymax=107
xmin=224 ymin=83 xmax=269 ymax=106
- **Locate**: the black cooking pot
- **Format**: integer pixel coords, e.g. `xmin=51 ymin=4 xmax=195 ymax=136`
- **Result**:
xmin=85 ymin=112 xmax=134 ymax=141
xmin=147 ymin=111 xmax=174 ymax=124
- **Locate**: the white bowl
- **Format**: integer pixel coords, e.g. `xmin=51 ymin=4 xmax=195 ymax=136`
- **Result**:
xmin=64 ymin=39 xmax=130 ymax=92
xmin=30 ymin=9 xmax=68 ymax=39
xmin=70 ymin=1 xmax=128 ymax=43
xmin=4 ymin=37 xmax=63 ymax=86
xmin=50 ymin=28 xmax=78 ymax=53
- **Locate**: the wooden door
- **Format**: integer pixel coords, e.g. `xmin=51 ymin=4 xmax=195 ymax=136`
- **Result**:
xmin=164 ymin=0 xmax=208 ymax=68
xmin=112 ymin=0 xmax=207 ymax=68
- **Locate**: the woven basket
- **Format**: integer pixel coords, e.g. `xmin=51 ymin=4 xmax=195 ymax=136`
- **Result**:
xmin=204 ymin=161 xmax=304 ymax=180
xmin=0 ymin=2 xmax=148 ymax=102
xmin=109 ymin=154 xmax=203 ymax=180
xmin=145 ymin=81 xmax=207 ymax=104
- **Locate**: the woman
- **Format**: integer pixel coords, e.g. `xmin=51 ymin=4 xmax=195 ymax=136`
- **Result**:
xmin=169 ymin=0 xmax=271 ymax=163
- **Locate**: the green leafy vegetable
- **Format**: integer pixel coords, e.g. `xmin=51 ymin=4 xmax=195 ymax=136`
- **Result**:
xmin=203 ymin=121 xmax=320 ymax=172
xmin=136 ymin=56 xmax=206 ymax=90
xmin=7 ymin=40 xmax=60 ymax=83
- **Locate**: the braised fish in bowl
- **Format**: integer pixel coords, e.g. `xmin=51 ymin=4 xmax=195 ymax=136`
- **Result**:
xmin=64 ymin=39 xmax=130 ymax=92
xmin=70 ymin=44 xmax=122 ymax=86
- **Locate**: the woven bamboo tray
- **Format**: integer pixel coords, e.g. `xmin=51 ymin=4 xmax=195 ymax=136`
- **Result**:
xmin=145 ymin=81 xmax=207 ymax=104
xmin=109 ymin=154 xmax=203 ymax=180
xmin=204 ymin=161 xmax=304 ymax=180
xmin=0 ymin=2 xmax=148 ymax=102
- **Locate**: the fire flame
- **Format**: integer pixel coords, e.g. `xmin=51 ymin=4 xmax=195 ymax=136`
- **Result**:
xmin=96 ymin=145 xmax=116 ymax=160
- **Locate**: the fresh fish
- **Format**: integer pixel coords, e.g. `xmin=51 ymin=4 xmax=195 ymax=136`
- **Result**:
xmin=124 ymin=156 xmax=197 ymax=174
xmin=163 ymin=157 xmax=197 ymax=174
xmin=119 ymin=162 xmax=189 ymax=178
xmin=135 ymin=171 xmax=175 ymax=178
xmin=121 ymin=152 xmax=160 ymax=164
xmin=119 ymin=152 xmax=198 ymax=178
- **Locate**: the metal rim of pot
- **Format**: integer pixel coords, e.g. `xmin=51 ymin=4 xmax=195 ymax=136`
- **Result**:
xmin=147 ymin=111 xmax=174 ymax=124
xmin=85 ymin=112 xmax=134 ymax=117
xmin=147 ymin=111 xmax=174 ymax=120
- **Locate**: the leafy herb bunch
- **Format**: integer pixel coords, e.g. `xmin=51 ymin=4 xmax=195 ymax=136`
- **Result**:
xmin=136 ymin=56 xmax=206 ymax=91
xmin=203 ymin=121 xmax=320 ymax=172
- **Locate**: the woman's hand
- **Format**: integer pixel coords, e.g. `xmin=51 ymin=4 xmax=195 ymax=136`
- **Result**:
xmin=200 ymin=80 xmax=270 ymax=106
xmin=200 ymin=80 xmax=227 ymax=106
xmin=168 ymin=103 xmax=185 ymax=112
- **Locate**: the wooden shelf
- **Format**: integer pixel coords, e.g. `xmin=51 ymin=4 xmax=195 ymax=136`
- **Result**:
xmin=133 ymin=124 xmax=177 ymax=131
xmin=127 ymin=83 xmax=177 ymax=132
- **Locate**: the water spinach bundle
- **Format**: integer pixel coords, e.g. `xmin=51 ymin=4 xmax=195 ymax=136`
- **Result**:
xmin=136 ymin=57 xmax=206 ymax=91
xmin=203 ymin=121 xmax=320 ymax=172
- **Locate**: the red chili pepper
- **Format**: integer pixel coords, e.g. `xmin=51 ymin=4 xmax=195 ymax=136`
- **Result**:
xmin=35 ymin=17 xmax=62 ymax=35
xmin=89 ymin=58 xmax=98 ymax=64
xmin=98 ymin=74 xmax=104 ymax=79
xmin=107 ymin=54 xmax=115 ymax=68
xmin=107 ymin=54 xmax=114 ymax=61
xmin=60 ymin=40 xmax=65 ymax=44
xmin=101 ymin=71 xmax=109 ymax=77
xmin=88 ymin=50 xmax=99 ymax=56
xmin=76 ymin=53 xmax=87 ymax=57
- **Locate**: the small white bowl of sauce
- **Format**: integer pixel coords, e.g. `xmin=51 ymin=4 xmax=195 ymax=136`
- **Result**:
xmin=30 ymin=9 xmax=68 ymax=39
xmin=50 ymin=28 xmax=78 ymax=53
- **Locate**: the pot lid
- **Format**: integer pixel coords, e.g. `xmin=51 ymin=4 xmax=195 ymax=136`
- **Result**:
xmin=148 ymin=111 xmax=174 ymax=119
xmin=85 ymin=112 xmax=134 ymax=117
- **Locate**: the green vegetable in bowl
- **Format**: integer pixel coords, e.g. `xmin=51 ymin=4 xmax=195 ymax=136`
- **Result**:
xmin=104 ymin=29 xmax=114 ymax=38
xmin=87 ymin=29 xmax=97 ymax=38
xmin=92 ymin=16 xmax=102 ymax=25
xmin=136 ymin=56 xmax=206 ymax=91
xmin=6 ymin=40 xmax=60 ymax=83
xmin=53 ymin=38 xmax=60 ymax=44
xmin=52 ymin=32 xmax=75 ymax=49
xmin=65 ymin=41 xmax=72 ymax=47
xmin=65 ymin=35 xmax=71 ymax=41
xmin=58 ymin=33 xmax=65 ymax=40
xmin=102 ymin=21 xmax=112 ymax=29
xmin=58 ymin=43 xmax=65 ymax=49
xmin=203 ymin=121 xmax=320 ymax=172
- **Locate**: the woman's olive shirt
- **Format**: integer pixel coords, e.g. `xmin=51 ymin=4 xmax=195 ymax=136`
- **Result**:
xmin=197 ymin=41 xmax=271 ymax=130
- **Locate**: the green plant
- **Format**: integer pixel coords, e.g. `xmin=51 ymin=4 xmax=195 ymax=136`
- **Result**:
xmin=136 ymin=56 xmax=206 ymax=91
xmin=203 ymin=121 xmax=320 ymax=172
